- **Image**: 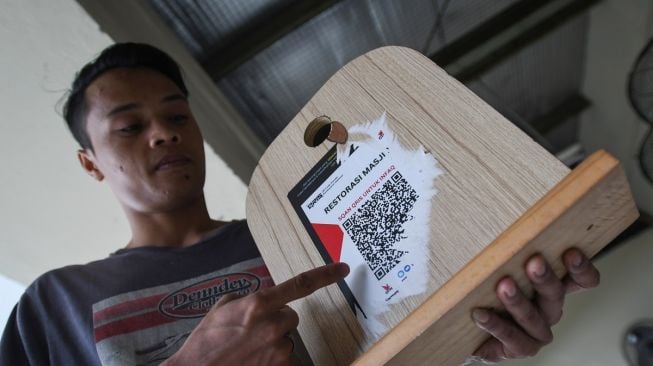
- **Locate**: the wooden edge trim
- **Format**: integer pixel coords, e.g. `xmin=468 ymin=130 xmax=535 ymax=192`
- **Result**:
xmin=353 ymin=150 xmax=621 ymax=365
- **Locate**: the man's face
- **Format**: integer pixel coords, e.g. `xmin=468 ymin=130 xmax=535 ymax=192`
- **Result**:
xmin=78 ymin=67 xmax=206 ymax=213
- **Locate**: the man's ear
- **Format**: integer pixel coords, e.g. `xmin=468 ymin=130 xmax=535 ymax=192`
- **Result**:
xmin=77 ymin=149 xmax=104 ymax=181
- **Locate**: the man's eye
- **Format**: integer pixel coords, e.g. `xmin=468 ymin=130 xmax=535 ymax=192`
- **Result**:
xmin=118 ymin=124 xmax=142 ymax=134
xmin=170 ymin=115 xmax=188 ymax=124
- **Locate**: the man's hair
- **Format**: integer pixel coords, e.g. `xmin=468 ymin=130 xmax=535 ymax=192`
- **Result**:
xmin=63 ymin=42 xmax=189 ymax=151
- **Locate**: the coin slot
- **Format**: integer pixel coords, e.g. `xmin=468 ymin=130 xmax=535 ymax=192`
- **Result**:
xmin=304 ymin=116 xmax=348 ymax=147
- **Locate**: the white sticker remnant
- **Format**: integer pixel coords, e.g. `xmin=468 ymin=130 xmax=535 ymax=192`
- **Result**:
xmin=295 ymin=113 xmax=443 ymax=340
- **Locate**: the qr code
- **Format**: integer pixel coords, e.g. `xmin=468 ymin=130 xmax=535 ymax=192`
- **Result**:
xmin=343 ymin=172 xmax=419 ymax=280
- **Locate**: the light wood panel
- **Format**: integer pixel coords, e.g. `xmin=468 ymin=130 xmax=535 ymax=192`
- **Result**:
xmin=246 ymin=46 xmax=638 ymax=365
xmin=360 ymin=150 xmax=638 ymax=365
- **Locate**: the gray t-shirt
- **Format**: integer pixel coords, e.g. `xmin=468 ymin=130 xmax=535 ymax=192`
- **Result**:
xmin=0 ymin=220 xmax=310 ymax=365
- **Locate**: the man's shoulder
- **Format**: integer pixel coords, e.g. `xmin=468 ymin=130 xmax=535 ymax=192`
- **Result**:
xmin=23 ymin=220 xmax=257 ymax=302
xmin=24 ymin=261 xmax=108 ymax=301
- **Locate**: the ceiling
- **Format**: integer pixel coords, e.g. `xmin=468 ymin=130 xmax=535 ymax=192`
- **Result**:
xmin=78 ymin=0 xmax=653 ymax=230
xmin=148 ymin=0 xmax=590 ymax=154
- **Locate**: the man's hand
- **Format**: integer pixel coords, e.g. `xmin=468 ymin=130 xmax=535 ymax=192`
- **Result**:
xmin=163 ymin=262 xmax=350 ymax=366
xmin=469 ymin=248 xmax=600 ymax=363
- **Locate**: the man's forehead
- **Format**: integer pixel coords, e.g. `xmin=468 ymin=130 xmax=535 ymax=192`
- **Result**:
xmin=84 ymin=68 xmax=183 ymax=113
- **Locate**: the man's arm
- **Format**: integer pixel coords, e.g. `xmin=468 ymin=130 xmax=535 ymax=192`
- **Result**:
xmin=0 ymin=292 xmax=50 ymax=366
xmin=163 ymin=262 xmax=350 ymax=366
xmin=0 ymin=307 xmax=30 ymax=365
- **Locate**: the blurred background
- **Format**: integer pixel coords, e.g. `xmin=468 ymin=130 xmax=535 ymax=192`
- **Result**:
xmin=1 ymin=0 xmax=652 ymax=364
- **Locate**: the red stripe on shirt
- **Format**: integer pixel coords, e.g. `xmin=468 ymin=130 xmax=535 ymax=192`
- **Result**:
xmin=94 ymin=311 xmax=176 ymax=342
xmin=93 ymin=293 xmax=165 ymax=325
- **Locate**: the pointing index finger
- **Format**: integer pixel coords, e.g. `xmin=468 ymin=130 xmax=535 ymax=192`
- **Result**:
xmin=263 ymin=262 xmax=350 ymax=310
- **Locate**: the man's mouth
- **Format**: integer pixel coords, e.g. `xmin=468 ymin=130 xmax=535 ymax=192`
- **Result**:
xmin=155 ymin=155 xmax=192 ymax=171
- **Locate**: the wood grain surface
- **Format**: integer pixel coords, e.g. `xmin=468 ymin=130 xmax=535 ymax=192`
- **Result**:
xmin=359 ymin=150 xmax=638 ymax=365
xmin=246 ymin=46 xmax=638 ymax=365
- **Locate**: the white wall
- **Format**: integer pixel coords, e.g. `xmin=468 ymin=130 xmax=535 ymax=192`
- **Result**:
xmin=0 ymin=274 xmax=24 ymax=332
xmin=0 ymin=0 xmax=247 ymax=289
xmin=579 ymin=0 xmax=653 ymax=215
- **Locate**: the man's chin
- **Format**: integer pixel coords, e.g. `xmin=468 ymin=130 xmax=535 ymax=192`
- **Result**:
xmin=128 ymin=188 xmax=205 ymax=214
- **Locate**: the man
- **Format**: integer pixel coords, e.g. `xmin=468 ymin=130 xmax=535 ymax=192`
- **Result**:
xmin=0 ymin=43 xmax=599 ymax=365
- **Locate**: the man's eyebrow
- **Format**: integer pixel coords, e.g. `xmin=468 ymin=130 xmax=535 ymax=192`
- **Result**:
xmin=105 ymin=94 xmax=186 ymax=118
xmin=107 ymin=103 xmax=140 ymax=118
xmin=161 ymin=94 xmax=187 ymax=104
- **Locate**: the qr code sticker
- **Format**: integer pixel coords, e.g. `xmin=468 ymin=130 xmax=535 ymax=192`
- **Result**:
xmin=343 ymin=171 xmax=419 ymax=280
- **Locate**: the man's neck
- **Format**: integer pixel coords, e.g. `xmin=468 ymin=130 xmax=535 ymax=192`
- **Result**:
xmin=123 ymin=196 xmax=225 ymax=249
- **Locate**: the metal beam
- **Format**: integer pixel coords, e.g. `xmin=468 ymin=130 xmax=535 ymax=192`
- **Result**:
xmin=530 ymin=94 xmax=591 ymax=134
xmin=432 ymin=0 xmax=555 ymax=66
xmin=431 ymin=0 xmax=601 ymax=83
xmin=203 ymin=0 xmax=341 ymax=80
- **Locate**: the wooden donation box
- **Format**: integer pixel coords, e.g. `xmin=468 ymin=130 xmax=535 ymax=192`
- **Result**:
xmin=246 ymin=47 xmax=639 ymax=365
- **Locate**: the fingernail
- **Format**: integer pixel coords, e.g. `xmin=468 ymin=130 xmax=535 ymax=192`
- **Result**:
xmin=572 ymin=254 xmax=584 ymax=268
xmin=503 ymin=284 xmax=516 ymax=298
xmin=334 ymin=262 xmax=350 ymax=276
xmin=533 ymin=263 xmax=546 ymax=277
xmin=472 ymin=308 xmax=490 ymax=324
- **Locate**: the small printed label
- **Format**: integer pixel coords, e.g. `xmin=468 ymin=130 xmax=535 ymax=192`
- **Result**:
xmin=288 ymin=113 xmax=443 ymax=340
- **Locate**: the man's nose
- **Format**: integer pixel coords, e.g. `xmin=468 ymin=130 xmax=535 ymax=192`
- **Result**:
xmin=149 ymin=121 xmax=181 ymax=147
